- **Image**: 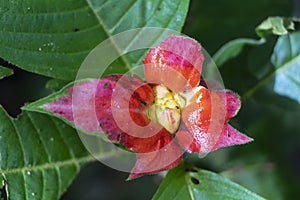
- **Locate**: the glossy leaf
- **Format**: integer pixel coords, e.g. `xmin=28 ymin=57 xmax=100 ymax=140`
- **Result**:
xmin=271 ymin=31 xmax=300 ymax=104
xmin=0 ymin=66 xmax=13 ymax=79
xmin=153 ymin=163 xmax=265 ymax=200
xmin=0 ymin=0 xmax=189 ymax=80
xmin=256 ymin=17 xmax=300 ymax=38
xmin=213 ymin=38 xmax=264 ymax=68
xmin=0 ymin=107 xmax=111 ymax=200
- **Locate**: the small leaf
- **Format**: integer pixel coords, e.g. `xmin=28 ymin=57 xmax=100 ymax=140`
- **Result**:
xmin=0 ymin=66 xmax=13 ymax=79
xmin=271 ymin=31 xmax=300 ymax=104
xmin=0 ymin=107 xmax=112 ymax=200
xmin=153 ymin=163 xmax=265 ymax=200
xmin=256 ymin=17 xmax=300 ymax=38
xmin=213 ymin=38 xmax=264 ymax=68
xmin=0 ymin=0 xmax=190 ymax=80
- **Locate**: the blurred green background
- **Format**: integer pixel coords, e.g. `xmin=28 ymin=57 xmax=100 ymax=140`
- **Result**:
xmin=0 ymin=0 xmax=299 ymax=199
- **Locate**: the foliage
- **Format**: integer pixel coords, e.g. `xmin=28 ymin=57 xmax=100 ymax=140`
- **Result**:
xmin=0 ymin=66 xmax=13 ymax=79
xmin=0 ymin=0 xmax=188 ymax=80
xmin=0 ymin=0 xmax=299 ymax=199
xmin=0 ymin=108 xmax=94 ymax=200
xmin=153 ymin=163 xmax=265 ymax=200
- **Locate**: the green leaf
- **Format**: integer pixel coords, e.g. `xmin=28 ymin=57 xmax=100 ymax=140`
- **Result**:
xmin=256 ymin=17 xmax=300 ymax=38
xmin=0 ymin=0 xmax=189 ymax=80
xmin=271 ymin=31 xmax=300 ymax=104
xmin=0 ymin=66 xmax=13 ymax=79
xmin=213 ymin=38 xmax=264 ymax=68
xmin=242 ymin=31 xmax=300 ymax=103
xmin=45 ymin=79 xmax=70 ymax=92
xmin=0 ymin=107 xmax=111 ymax=200
xmin=222 ymin=163 xmax=283 ymax=200
xmin=183 ymin=0 xmax=293 ymax=53
xmin=152 ymin=163 xmax=265 ymax=200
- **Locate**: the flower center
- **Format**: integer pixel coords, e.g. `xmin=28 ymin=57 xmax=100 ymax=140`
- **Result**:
xmin=147 ymin=85 xmax=186 ymax=133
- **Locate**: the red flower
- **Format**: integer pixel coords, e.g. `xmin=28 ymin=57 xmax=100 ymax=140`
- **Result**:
xmin=43 ymin=35 xmax=252 ymax=179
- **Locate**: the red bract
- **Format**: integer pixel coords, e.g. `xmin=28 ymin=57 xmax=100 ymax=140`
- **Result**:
xmin=43 ymin=35 xmax=252 ymax=179
xmin=143 ymin=35 xmax=203 ymax=92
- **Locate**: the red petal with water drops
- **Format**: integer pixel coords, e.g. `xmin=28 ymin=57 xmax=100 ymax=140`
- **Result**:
xmin=143 ymin=35 xmax=204 ymax=92
xmin=126 ymin=129 xmax=182 ymax=180
xmin=175 ymin=130 xmax=201 ymax=153
xmin=180 ymin=87 xmax=252 ymax=153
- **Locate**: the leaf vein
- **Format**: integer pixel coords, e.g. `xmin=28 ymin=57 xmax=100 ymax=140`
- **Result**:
xmin=109 ymin=0 xmax=138 ymax=33
xmin=0 ymin=23 xmax=100 ymax=35
xmin=25 ymin=112 xmax=50 ymax=163
xmin=6 ymin=5 xmax=90 ymax=16
xmin=184 ymin=174 xmax=195 ymax=200
xmin=85 ymin=0 xmax=132 ymax=70
xmin=242 ymin=50 xmax=300 ymax=101
xmin=0 ymin=154 xmax=98 ymax=175
xmin=55 ymin=166 xmax=62 ymax=197
xmin=49 ymin=118 xmax=75 ymax=160
xmin=9 ymin=117 xmax=26 ymax=166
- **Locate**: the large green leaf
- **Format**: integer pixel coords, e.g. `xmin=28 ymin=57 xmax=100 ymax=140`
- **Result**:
xmin=0 ymin=0 xmax=189 ymax=80
xmin=152 ymin=163 xmax=265 ymax=200
xmin=0 ymin=107 xmax=111 ymax=200
xmin=271 ymin=31 xmax=300 ymax=104
xmin=0 ymin=66 xmax=13 ymax=79
xmin=213 ymin=38 xmax=264 ymax=68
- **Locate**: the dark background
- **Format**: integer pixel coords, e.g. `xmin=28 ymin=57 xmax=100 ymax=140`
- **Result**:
xmin=1 ymin=0 xmax=299 ymax=199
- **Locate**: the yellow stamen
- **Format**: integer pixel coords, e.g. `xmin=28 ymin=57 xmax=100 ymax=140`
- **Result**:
xmin=148 ymin=85 xmax=185 ymax=133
